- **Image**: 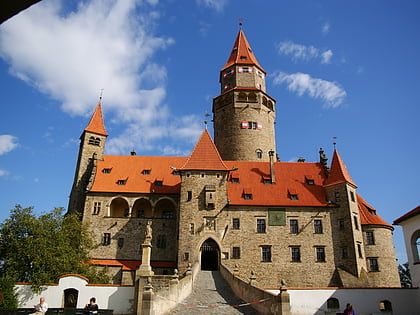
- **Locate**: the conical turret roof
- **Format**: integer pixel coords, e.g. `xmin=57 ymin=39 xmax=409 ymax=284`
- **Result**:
xmin=84 ymin=103 xmax=108 ymax=136
xmin=324 ymin=150 xmax=357 ymax=187
xmin=221 ymin=29 xmax=264 ymax=73
xmin=180 ymin=129 xmax=229 ymax=171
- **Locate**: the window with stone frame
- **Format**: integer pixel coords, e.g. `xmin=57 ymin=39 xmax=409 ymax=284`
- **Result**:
xmin=357 ymin=243 xmax=363 ymax=258
xmin=232 ymin=246 xmax=241 ymax=259
xmin=341 ymin=247 xmax=348 ymax=259
xmin=291 ymin=247 xmax=301 ymax=262
xmin=315 ymin=247 xmax=326 ymax=262
xmin=93 ymin=202 xmax=101 ymax=215
xmin=157 ymin=235 xmax=166 ymax=248
xmin=314 ymin=219 xmax=323 ymax=234
xmin=353 ymin=216 xmax=359 ymax=230
xmin=290 ymin=219 xmax=299 ymax=234
xmin=103 ymin=233 xmax=111 ymax=246
xmin=350 ymin=191 xmax=355 ymax=202
xmin=368 ymin=257 xmax=379 ymax=272
xmin=232 ymin=218 xmax=240 ymax=230
xmin=261 ymin=246 xmax=272 ymax=262
xmin=257 ymin=219 xmax=266 ymax=233
xmin=187 ymin=191 xmax=192 ymax=201
xmin=366 ymin=231 xmax=375 ymax=245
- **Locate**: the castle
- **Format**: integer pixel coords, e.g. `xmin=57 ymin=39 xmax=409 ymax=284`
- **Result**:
xmin=68 ymin=28 xmax=400 ymax=289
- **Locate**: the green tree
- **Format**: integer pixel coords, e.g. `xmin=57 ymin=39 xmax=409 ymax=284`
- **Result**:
xmin=0 ymin=205 xmax=109 ymax=291
xmin=398 ymin=262 xmax=412 ymax=287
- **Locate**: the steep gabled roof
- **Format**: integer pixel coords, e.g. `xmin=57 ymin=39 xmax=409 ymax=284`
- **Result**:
xmin=84 ymin=103 xmax=108 ymax=136
xmin=221 ymin=29 xmax=264 ymax=72
xmin=324 ymin=150 xmax=357 ymax=187
xmin=225 ymin=161 xmax=328 ymax=206
xmin=180 ymin=129 xmax=229 ymax=171
xmin=394 ymin=205 xmax=420 ymax=224
xmin=90 ymin=156 xmax=187 ymax=193
xmin=358 ymin=194 xmax=392 ymax=228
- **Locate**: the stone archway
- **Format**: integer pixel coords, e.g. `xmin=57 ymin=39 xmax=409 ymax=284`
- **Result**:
xmin=200 ymin=239 xmax=220 ymax=271
xmin=63 ymin=288 xmax=78 ymax=308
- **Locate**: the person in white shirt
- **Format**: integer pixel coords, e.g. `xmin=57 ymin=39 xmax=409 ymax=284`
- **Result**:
xmin=30 ymin=297 xmax=48 ymax=315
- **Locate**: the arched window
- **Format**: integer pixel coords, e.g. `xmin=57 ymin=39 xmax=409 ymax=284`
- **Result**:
xmin=379 ymin=300 xmax=392 ymax=311
xmin=248 ymin=92 xmax=257 ymax=102
xmin=411 ymin=229 xmax=420 ymax=263
xmin=327 ymin=297 xmax=340 ymax=310
xmin=110 ymin=198 xmax=129 ymax=217
xmin=132 ymin=198 xmax=152 ymax=218
xmin=256 ymin=149 xmax=263 ymax=159
xmin=155 ymin=198 xmax=176 ymax=219
xmin=238 ymin=92 xmax=247 ymax=102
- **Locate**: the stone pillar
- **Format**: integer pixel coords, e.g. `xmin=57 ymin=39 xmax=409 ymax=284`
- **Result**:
xmin=141 ymin=277 xmax=155 ymax=315
xmin=249 ymin=270 xmax=257 ymax=286
xmin=277 ymin=279 xmax=290 ymax=315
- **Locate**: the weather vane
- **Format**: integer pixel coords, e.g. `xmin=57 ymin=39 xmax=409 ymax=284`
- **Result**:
xmin=99 ymin=88 xmax=104 ymax=100
xmin=333 ymin=136 xmax=337 ymax=150
xmin=239 ymin=18 xmax=245 ymax=28
xmin=204 ymin=113 xmax=211 ymax=129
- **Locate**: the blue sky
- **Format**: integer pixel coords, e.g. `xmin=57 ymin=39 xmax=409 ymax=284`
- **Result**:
xmin=0 ymin=0 xmax=419 ymax=264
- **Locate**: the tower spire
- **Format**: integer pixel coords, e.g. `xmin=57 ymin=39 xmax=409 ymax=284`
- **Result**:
xmin=85 ymin=103 xmax=108 ymax=136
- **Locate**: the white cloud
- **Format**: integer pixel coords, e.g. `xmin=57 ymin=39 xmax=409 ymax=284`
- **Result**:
xmin=276 ymin=41 xmax=333 ymax=64
xmin=322 ymin=22 xmax=330 ymax=35
xmin=0 ymin=169 xmax=9 ymax=177
xmin=196 ymin=0 xmax=228 ymax=12
xmin=0 ymin=135 xmax=18 ymax=155
xmin=273 ymin=72 xmax=346 ymax=108
xmin=0 ymin=0 xmax=202 ymax=155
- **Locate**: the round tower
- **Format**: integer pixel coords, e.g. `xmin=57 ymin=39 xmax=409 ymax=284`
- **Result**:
xmin=212 ymin=28 xmax=276 ymax=162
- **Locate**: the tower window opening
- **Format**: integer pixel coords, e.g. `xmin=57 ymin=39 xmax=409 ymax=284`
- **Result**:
xmin=256 ymin=150 xmax=262 ymax=159
xmin=240 ymin=56 xmax=247 ymax=60
xmin=368 ymin=257 xmax=379 ymax=272
xmin=366 ymin=231 xmax=375 ymax=245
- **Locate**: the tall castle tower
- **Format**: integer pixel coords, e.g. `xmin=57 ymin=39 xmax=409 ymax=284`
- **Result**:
xmin=212 ymin=28 xmax=276 ymax=162
xmin=68 ymin=103 xmax=108 ymax=214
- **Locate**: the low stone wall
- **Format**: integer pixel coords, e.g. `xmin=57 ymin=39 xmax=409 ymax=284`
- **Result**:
xmin=219 ymin=264 xmax=290 ymax=315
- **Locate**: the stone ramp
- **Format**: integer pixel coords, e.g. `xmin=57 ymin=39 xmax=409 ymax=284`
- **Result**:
xmin=167 ymin=270 xmax=259 ymax=314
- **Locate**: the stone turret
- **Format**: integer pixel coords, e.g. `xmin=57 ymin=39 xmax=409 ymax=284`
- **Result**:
xmin=212 ymin=28 xmax=276 ymax=162
xmin=68 ymin=103 xmax=108 ymax=214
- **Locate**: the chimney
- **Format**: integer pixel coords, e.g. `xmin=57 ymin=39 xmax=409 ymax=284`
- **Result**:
xmin=269 ymin=150 xmax=276 ymax=184
xmin=130 ymin=150 xmax=136 ymax=156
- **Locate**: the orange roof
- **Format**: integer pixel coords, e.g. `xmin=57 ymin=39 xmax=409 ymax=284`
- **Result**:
xmin=180 ymin=129 xmax=229 ymax=171
xmin=84 ymin=103 xmax=108 ymax=136
xmin=225 ymin=161 xmax=328 ymax=206
xmin=89 ymin=259 xmax=176 ymax=270
xmin=394 ymin=205 xmax=420 ymax=224
xmin=324 ymin=150 xmax=357 ymax=187
xmin=221 ymin=29 xmax=265 ymax=73
xmin=357 ymin=194 xmax=392 ymax=227
xmin=90 ymin=156 xmax=187 ymax=193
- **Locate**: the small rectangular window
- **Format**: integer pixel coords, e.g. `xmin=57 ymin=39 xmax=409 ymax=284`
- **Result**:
xmin=339 ymin=220 xmax=345 ymax=230
xmin=117 ymin=179 xmax=126 ymax=185
xmin=314 ymin=219 xmax=323 ymax=234
xmin=103 ymin=233 xmax=111 ymax=246
xmin=350 ymin=191 xmax=355 ymax=202
xmin=257 ymin=219 xmax=266 ymax=233
xmin=157 ymin=235 xmax=166 ymax=248
xmin=357 ymin=243 xmax=363 ymax=258
xmin=187 ymin=191 xmax=192 ymax=201
xmin=305 ymin=176 xmax=314 ymax=185
xmin=289 ymin=194 xmax=299 ymax=200
xmin=368 ymin=258 xmax=379 ymax=272
xmin=354 ymin=216 xmax=359 ymax=230
xmin=183 ymin=252 xmax=189 ymax=261
xmin=290 ymin=219 xmax=299 ymax=234
xmin=366 ymin=231 xmax=375 ymax=245
xmin=261 ymin=246 xmax=271 ymax=262
xmin=190 ymin=223 xmax=194 ymax=235
xmin=154 ymin=180 xmax=163 ymax=186
xmin=232 ymin=247 xmax=241 ymax=259
xmin=316 ymin=247 xmax=326 ymax=262
xmin=291 ymin=247 xmax=301 ymax=262
xmin=244 ymin=193 xmax=253 ymax=200
xmin=341 ymin=247 xmax=348 ymax=259
xmin=162 ymin=211 xmax=174 ymax=219
xmin=232 ymin=218 xmax=240 ymax=230
xmin=102 ymin=168 xmax=112 ymax=174
xmin=231 ymin=177 xmax=240 ymax=183
xmin=142 ymin=169 xmax=151 ymax=175
xmin=93 ymin=202 xmax=101 ymax=215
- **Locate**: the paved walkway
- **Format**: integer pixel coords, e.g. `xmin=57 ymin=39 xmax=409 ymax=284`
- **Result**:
xmin=167 ymin=270 xmax=260 ymax=314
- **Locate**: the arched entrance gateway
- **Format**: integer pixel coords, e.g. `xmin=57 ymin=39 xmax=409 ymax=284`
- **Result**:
xmin=200 ymin=239 xmax=220 ymax=270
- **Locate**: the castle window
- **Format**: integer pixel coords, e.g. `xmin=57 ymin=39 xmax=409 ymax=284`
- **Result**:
xmin=102 ymin=168 xmax=112 ymax=174
xmin=341 ymin=247 xmax=348 ymax=259
xmin=327 ymin=298 xmax=340 ymax=310
xmin=288 ymin=189 xmax=299 ymax=200
xmin=379 ymin=300 xmax=392 ymax=311
xmin=243 ymin=188 xmax=253 ymax=200
xmin=240 ymin=67 xmax=251 ymax=73
xmin=172 ymin=170 xmax=180 ymax=176
xmin=368 ymin=257 xmax=379 ymax=272
xmin=88 ymin=136 xmax=101 ymax=146
xmin=154 ymin=180 xmax=163 ymax=186
xmin=117 ymin=179 xmax=126 ymax=185
xmin=201 ymin=174 xmax=205 ymax=178
xmin=314 ymin=220 xmax=323 ymax=234
xmin=183 ymin=252 xmax=189 ymax=261
xmin=290 ymin=219 xmax=299 ymax=234
xmin=256 ymin=150 xmax=262 ymax=159
xmin=118 ymin=238 xmax=124 ymax=249
xmin=93 ymin=202 xmax=101 ymax=215
xmin=241 ymin=121 xmax=249 ymax=129
xmin=366 ymin=231 xmax=375 ymax=245
xmin=142 ymin=169 xmax=151 ymax=175
xmin=240 ymin=56 xmax=247 ymax=60
xmin=315 ymin=247 xmax=326 ymax=262
xmin=157 ymin=235 xmax=166 ymax=249
xmin=350 ymin=191 xmax=355 ymax=202
xmin=339 ymin=220 xmax=345 ymax=230
xmin=335 ymin=192 xmax=341 ymax=202
xmin=305 ymin=176 xmax=314 ymax=185
xmin=357 ymin=243 xmax=363 ymax=258
xmin=162 ymin=211 xmax=174 ymax=219
xmin=257 ymin=219 xmax=266 ymax=233
xmin=187 ymin=191 xmax=192 ymax=201
xmin=232 ymin=247 xmax=241 ymax=259
xmin=103 ymin=233 xmax=111 ymax=246
xmin=261 ymin=246 xmax=272 ymax=262
xmin=353 ymin=216 xmax=359 ymax=230
xmin=263 ymin=176 xmax=273 ymax=185
xmin=291 ymin=247 xmax=301 ymax=262
xmin=232 ymin=218 xmax=240 ymax=230
xmin=190 ymin=223 xmax=194 ymax=235
xmin=223 ymin=69 xmax=234 ymax=77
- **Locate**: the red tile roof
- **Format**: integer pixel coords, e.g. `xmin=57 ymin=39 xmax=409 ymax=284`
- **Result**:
xmin=394 ymin=205 xmax=420 ymax=224
xmin=180 ymin=129 xmax=229 ymax=171
xmin=85 ymin=103 xmax=108 ymax=136
xmin=221 ymin=29 xmax=264 ymax=73
xmin=357 ymin=194 xmax=392 ymax=228
xmin=90 ymin=156 xmax=187 ymax=193
xmin=225 ymin=161 xmax=328 ymax=206
xmin=324 ymin=150 xmax=357 ymax=187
